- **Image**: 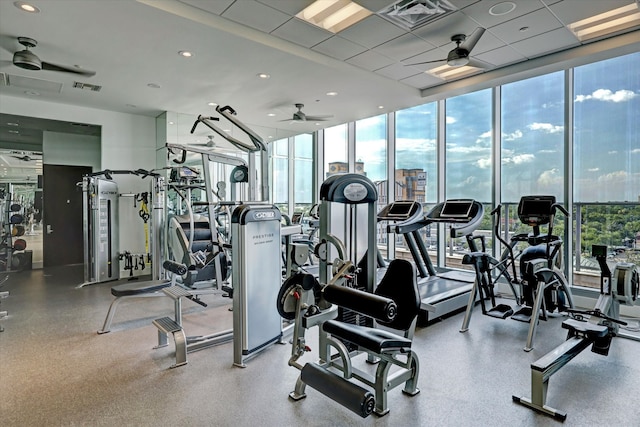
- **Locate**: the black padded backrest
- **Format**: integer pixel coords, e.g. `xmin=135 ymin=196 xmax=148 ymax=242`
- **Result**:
xmin=374 ymin=259 xmax=420 ymax=331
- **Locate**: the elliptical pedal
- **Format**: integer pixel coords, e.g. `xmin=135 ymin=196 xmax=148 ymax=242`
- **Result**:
xmin=486 ymin=304 xmax=514 ymax=319
xmin=511 ymin=306 xmax=533 ymax=322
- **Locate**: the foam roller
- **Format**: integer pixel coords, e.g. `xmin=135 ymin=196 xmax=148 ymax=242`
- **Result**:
xmin=301 ymin=363 xmax=375 ymax=418
xmin=323 ymin=285 xmax=396 ymax=322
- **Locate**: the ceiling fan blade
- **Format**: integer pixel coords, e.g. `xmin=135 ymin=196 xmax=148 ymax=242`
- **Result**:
xmin=305 ymin=115 xmax=333 ymax=121
xmin=404 ymin=58 xmax=447 ymax=66
xmin=460 ymin=27 xmax=486 ymax=53
xmin=41 ymin=61 xmax=96 ymax=77
xmin=466 ymin=57 xmax=492 ymax=69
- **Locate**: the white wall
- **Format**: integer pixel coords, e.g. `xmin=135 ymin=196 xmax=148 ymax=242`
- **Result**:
xmin=43 ymin=131 xmax=100 ymax=169
xmin=0 ymin=94 xmax=159 ymax=273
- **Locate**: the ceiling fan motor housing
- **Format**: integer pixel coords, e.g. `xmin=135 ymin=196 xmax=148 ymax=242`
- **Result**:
xmin=13 ymin=49 xmax=42 ymax=71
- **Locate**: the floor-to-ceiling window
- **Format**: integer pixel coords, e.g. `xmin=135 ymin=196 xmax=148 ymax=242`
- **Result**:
xmin=293 ymin=133 xmax=314 ymax=215
xmin=324 ymin=124 xmax=348 ymax=178
xmin=395 ymin=103 xmax=437 ymax=257
xmin=272 ymin=137 xmax=288 ymax=215
xmin=573 ymin=52 xmax=640 ymax=279
xmin=444 ymin=89 xmax=492 ymax=267
xmin=500 ymin=71 xmax=567 ymax=270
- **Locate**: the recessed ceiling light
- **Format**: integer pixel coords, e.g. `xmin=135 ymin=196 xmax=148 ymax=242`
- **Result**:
xmin=296 ymin=0 xmax=372 ymax=33
xmin=428 ymin=64 xmax=481 ymax=80
xmin=147 ymin=83 xmax=161 ymax=88
xmin=168 ymin=121 xmax=175 ymax=125
xmin=207 ymin=102 xmax=217 ymax=106
xmin=326 ymin=91 xmax=338 ymax=96
xmin=315 ymin=123 xmax=321 ymax=126
xmin=267 ymin=113 xmax=276 ymax=117
xmin=178 ymin=51 xmax=193 ymax=58
xmin=567 ymin=2 xmax=640 ymax=41
xmin=223 ymin=129 xmax=231 ymax=132
xmin=378 ymin=105 xmax=384 ymax=109
xmin=8 ymin=130 xmax=19 ymax=134
xmin=489 ymin=2 xmax=516 ymax=16
xmin=14 ymin=1 xmax=39 ymax=13
xmin=257 ymin=73 xmax=270 ymax=79
xmin=7 ymin=122 xmax=19 ymax=126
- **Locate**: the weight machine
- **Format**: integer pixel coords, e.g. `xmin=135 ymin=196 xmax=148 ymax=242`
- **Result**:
xmin=513 ymin=244 xmax=639 ymax=420
xmin=280 ymin=174 xmax=421 ymax=417
xmin=81 ymin=169 xmax=165 ymax=286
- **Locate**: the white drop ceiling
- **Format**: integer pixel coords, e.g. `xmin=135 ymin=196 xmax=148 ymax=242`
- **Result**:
xmin=0 ymin=0 xmax=638 ymax=152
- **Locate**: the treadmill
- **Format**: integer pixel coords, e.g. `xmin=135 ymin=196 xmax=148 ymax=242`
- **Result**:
xmin=377 ymin=199 xmax=485 ymax=324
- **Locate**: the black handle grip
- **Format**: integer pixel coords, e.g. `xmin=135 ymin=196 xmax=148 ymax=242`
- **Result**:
xmin=162 ymin=260 xmax=187 ymax=275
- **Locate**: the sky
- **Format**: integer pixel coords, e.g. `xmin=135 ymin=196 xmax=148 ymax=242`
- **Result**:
xmin=353 ymin=52 xmax=639 ymax=204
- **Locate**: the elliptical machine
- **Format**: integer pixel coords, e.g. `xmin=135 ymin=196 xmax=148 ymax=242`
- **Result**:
xmin=460 ymin=195 xmax=574 ymax=351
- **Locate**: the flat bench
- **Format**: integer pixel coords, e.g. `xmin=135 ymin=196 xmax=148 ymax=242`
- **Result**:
xmin=97 ymin=279 xmax=172 ymax=334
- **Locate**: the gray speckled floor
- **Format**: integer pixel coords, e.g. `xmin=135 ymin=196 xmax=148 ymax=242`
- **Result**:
xmin=1 ymin=265 xmax=639 ymax=427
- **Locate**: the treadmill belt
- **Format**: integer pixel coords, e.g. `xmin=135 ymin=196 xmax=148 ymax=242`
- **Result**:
xmin=438 ymin=270 xmax=474 ymax=283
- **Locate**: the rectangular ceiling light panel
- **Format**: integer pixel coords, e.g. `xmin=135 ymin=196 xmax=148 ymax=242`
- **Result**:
xmin=296 ymin=0 xmax=372 ymax=33
xmin=428 ymin=64 xmax=480 ymax=80
xmin=567 ymin=2 xmax=640 ymax=41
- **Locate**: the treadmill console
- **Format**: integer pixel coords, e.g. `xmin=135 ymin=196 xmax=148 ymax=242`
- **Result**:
xmin=378 ymin=201 xmax=422 ymax=221
xmin=425 ymin=199 xmax=484 ymax=238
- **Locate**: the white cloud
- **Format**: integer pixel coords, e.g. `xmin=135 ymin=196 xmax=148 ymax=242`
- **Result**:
xmin=447 ymin=145 xmax=489 ymax=154
xmin=527 ymin=122 xmax=564 ymax=134
xmin=477 ymin=157 xmax=491 ymax=169
xmin=538 ymin=149 xmax=557 ymax=154
xmin=503 ymin=130 xmax=523 ymax=141
xmin=588 ymin=168 xmax=600 ymax=172
xmin=446 ymin=116 xmax=457 ymax=124
xmin=575 ymin=89 xmax=638 ymax=103
xmin=632 ymin=148 xmax=640 ymax=154
xmin=608 ymin=150 xmax=618 ymax=154
xmin=597 ymin=170 xmax=628 ymax=183
xmin=537 ymin=168 xmax=563 ymax=187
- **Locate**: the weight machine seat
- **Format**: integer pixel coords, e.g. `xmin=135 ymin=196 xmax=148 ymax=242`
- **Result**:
xmin=111 ymin=280 xmax=171 ymax=297
xmin=322 ymin=320 xmax=412 ymax=354
xmin=561 ymin=319 xmax=608 ymax=340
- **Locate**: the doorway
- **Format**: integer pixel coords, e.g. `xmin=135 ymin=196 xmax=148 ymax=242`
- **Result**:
xmin=43 ymin=164 xmax=92 ymax=267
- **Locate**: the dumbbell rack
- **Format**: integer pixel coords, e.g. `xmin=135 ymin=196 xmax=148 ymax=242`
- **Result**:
xmin=0 ymin=192 xmax=27 ymax=272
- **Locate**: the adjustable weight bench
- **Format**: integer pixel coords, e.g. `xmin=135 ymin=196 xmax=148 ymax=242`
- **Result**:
xmin=97 ymin=260 xmax=187 ymax=334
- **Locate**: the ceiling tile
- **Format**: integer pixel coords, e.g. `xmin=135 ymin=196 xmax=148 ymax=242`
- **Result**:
xmin=178 ymin=0 xmax=234 ymax=15
xmin=490 ymin=8 xmax=563 ymax=44
xmin=460 ymin=0 xmax=544 ymax=29
xmin=475 ymin=45 xmax=527 ymax=67
xmin=412 ymin=11 xmax=485 ymax=48
xmin=373 ymin=33 xmax=438 ymax=61
xmin=375 ymin=62 xmax=422 ymax=80
xmin=400 ymin=72 xmax=445 ymax=89
xmin=271 ymin=18 xmax=332 ymax=48
xmin=312 ymin=36 xmax=368 ymax=60
xmin=346 ymin=50 xmax=395 ymax=71
xmin=548 ymin=0 xmax=638 ymax=25
xmin=511 ymin=27 xmax=580 ymax=58
xmin=221 ymin=0 xmax=291 ymax=33
xmin=338 ymin=15 xmax=407 ymax=49
xmin=256 ymin=0 xmax=315 ymax=15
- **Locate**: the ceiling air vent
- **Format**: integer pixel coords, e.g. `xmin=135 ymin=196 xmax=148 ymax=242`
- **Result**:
xmin=378 ymin=0 xmax=457 ymax=30
xmin=73 ymin=81 xmax=102 ymax=92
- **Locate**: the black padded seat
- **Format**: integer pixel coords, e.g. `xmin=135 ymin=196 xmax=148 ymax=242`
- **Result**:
xmin=562 ymin=319 xmax=608 ymax=339
xmin=111 ymin=280 xmax=171 ymax=297
xmin=322 ymin=320 xmax=412 ymax=354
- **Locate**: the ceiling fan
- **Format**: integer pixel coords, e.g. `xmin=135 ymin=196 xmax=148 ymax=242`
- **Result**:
xmin=406 ymin=27 xmax=490 ymax=68
xmin=10 ymin=36 xmax=96 ymax=77
xmin=280 ymin=104 xmax=333 ymax=123
xmin=11 ymin=155 xmax=37 ymax=162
